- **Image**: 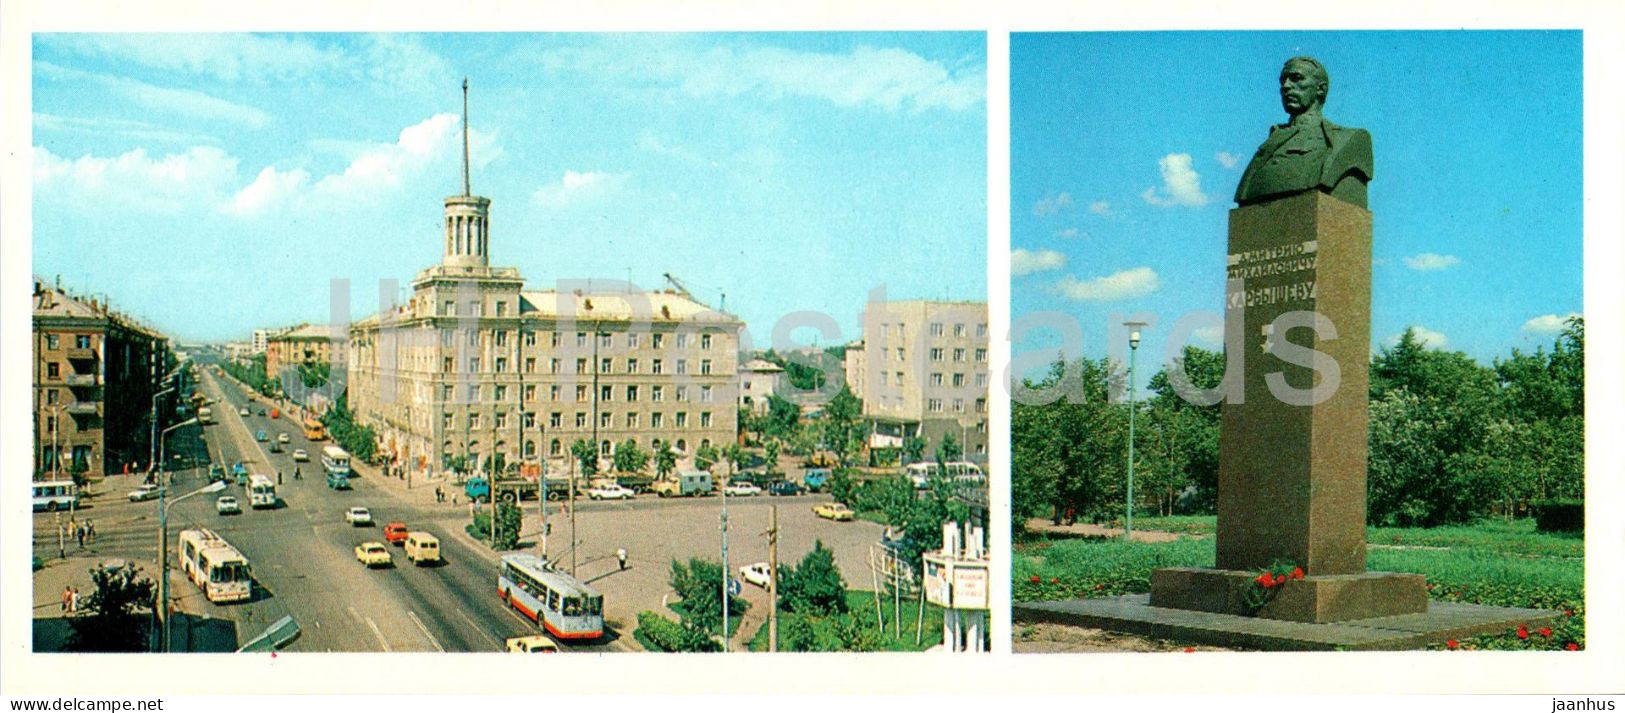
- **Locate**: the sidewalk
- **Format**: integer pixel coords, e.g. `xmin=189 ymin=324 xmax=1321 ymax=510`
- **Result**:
xmin=1023 ymin=518 xmax=1189 ymax=543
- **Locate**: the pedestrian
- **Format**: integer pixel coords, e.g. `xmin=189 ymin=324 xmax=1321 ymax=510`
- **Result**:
xmin=60 ymin=585 xmax=69 ymax=613
xmin=294 ymin=466 xmax=301 ymax=480
xmin=278 ymin=470 xmax=284 ymax=485
xmin=87 ymin=520 xmax=96 ymax=544
xmin=76 ymin=524 xmax=86 ymax=549
xmin=69 ymin=587 xmax=80 ymax=614
xmin=617 ymin=548 xmax=628 ymax=571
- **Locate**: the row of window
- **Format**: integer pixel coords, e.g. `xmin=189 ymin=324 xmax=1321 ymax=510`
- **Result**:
xmin=42 ymin=334 xmax=95 ymax=350
xmin=925 ymin=397 xmax=990 ymax=414
xmin=877 ymin=347 xmax=987 ymax=364
xmin=438 ymin=382 xmax=722 ymax=404
xmin=880 ymin=371 xmax=989 ymax=388
xmin=429 ymin=320 xmax=723 ymax=352
xmin=443 ymin=410 xmax=718 ymax=431
xmin=882 ymin=322 xmax=989 ymax=338
xmin=437 ymin=355 xmax=719 ymax=376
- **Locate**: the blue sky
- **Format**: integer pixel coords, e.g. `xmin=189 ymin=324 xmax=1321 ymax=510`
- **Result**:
xmin=1011 ymin=31 xmax=1583 ymax=379
xmin=32 ymin=33 xmax=986 ymax=346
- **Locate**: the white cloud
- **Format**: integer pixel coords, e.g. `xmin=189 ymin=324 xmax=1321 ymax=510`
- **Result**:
xmin=39 ymin=34 xmax=345 ymax=83
xmin=1216 ymin=151 xmax=1240 ymax=169
xmin=1033 ymin=191 xmax=1072 ymax=216
xmin=1050 ymin=267 xmax=1160 ymax=301
xmin=33 ymin=145 xmax=239 ymax=215
xmin=1054 ymin=228 xmax=1082 ymax=239
xmin=34 ymin=112 xmax=220 ymax=145
xmin=538 ymin=43 xmax=983 ymax=113
xmin=1088 ymin=200 xmax=1112 ymax=216
xmin=225 ymin=166 xmax=310 ymax=218
xmin=36 ymin=61 xmax=270 ymax=128
xmin=1388 ymin=326 xmax=1449 ymax=349
xmin=1522 ymin=312 xmax=1582 ymax=334
xmin=310 ymin=114 xmax=463 ymax=199
xmin=532 ymin=170 xmax=631 ymax=207
xmin=1403 ymin=252 xmax=1461 ymax=271
xmin=1141 ymin=153 xmax=1209 ymax=207
xmin=1011 ymin=249 xmax=1067 ymax=276
xmin=363 ymin=34 xmax=458 ymax=95
xmin=1192 ymin=326 xmax=1224 ymax=345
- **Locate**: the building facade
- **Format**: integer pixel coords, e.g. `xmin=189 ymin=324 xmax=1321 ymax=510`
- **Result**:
xmin=32 ymin=278 xmax=171 ymax=479
xmin=265 ymin=323 xmax=337 ymax=385
xmin=845 ymin=300 xmax=989 ymax=465
xmin=346 ymin=89 xmax=742 ymax=477
xmin=739 ymin=358 xmax=784 ymax=414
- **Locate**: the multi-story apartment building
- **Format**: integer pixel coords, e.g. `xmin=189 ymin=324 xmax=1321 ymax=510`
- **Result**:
xmin=251 ymin=329 xmax=271 ymax=354
xmin=739 ymin=358 xmax=784 ymax=414
xmin=845 ymin=300 xmax=989 ymax=465
xmin=346 ymin=87 xmax=742 ymax=476
xmin=265 ymin=323 xmax=338 ymax=385
xmin=32 ymin=278 xmax=171 ymax=479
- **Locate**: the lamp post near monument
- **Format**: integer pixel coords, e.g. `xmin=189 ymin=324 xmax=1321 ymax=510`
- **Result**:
xmin=1015 ymin=57 xmax=1560 ymax=649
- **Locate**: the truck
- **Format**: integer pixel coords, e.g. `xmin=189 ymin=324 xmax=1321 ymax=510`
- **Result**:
xmin=801 ymin=468 xmax=832 ymax=493
xmin=652 ymin=469 xmax=713 ymax=498
xmin=464 ymin=464 xmax=580 ymax=504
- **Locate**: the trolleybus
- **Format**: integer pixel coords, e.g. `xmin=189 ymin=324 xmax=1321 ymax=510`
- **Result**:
xmin=498 ymin=553 xmax=603 ymax=641
xmin=247 ymin=473 xmax=277 ymax=509
xmin=177 ymin=528 xmax=252 ymax=603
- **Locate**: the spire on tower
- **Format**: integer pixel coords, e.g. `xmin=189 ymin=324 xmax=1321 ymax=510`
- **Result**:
xmin=461 ymin=77 xmax=471 ymax=197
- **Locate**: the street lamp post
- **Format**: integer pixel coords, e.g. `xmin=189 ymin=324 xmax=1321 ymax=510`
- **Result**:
xmin=153 ymin=416 xmax=207 ymax=653
xmin=150 ymin=383 xmax=177 ymax=474
xmin=1124 ymin=322 xmax=1146 ymax=539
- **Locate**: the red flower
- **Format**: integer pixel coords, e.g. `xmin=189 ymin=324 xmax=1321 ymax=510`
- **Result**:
xmin=1565 ymin=609 xmax=1575 ymax=617
xmin=1050 ymin=577 xmax=1060 ymax=584
xmin=1539 ymin=627 xmax=1552 ymax=638
xmin=1182 ymin=647 xmax=1194 ymax=653
xmin=1254 ymin=573 xmax=1271 ymax=586
xmin=1516 ymin=626 xmax=1529 ymax=640
xmin=1029 ymin=575 xmax=1040 ymax=583
xmin=1566 ymin=643 xmax=1579 ymax=651
xmin=1290 ymin=567 xmax=1304 ymax=580
xmin=1446 ymin=639 xmax=1459 ymax=650
xmin=1095 ymin=583 xmax=1105 ymax=590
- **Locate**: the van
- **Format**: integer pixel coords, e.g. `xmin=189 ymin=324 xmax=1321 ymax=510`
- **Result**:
xmin=404 ymin=532 xmax=441 ymax=565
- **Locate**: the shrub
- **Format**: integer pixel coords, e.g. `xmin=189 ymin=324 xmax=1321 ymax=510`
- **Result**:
xmin=1529 ymin=499 xmax=1583 ymax=533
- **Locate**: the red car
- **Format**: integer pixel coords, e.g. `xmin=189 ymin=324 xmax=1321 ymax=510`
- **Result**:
xmin=384 ymin=521 xmax=410 ymax=545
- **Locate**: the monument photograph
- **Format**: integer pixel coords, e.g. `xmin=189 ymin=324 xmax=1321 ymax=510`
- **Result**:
xmin=1008 ymin=31 xmax=1583 ymax=651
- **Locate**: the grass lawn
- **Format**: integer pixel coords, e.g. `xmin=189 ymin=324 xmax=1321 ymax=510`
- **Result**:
xmin=745 ymin=590 xmax=945 ymax=652
xmin=1014 ymin=518 xmax=1583 ymax=651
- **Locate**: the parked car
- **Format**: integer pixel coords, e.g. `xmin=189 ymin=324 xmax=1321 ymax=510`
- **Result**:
xmin=254 ymin=430 xmax=268 ymax=442
xmin=238 ymin=407 xmax=250 ymax=417
xmin=208 ymin=463 xmax=226 ymax=482
xmin=292 ymin=449 xmax=309 ymax=462
xmin=216 ymin=496 xmax=241 ymax=515
xmin=384 ymin=521 xmax=410 ymax=545
xmin=587 ymin=484 xmax=636 ymax=500
xmin=739 ymin=562 xmax=772 ymax=588
xmin=345 ymin=507 xmax=373 ymax=526
xmin=724 ymin=482 xmax=763 ymax=497
xmin=277 ymin=433 xmax=291 ymax=444
xmin=127 ymin=484 xmax=161 ymax=502
xmin=355 ymin=542 xmax=391 ymax=568
xmin=269 ymin=441 xmax=283 ymax=454
xmin=506 ymin=636 xmax=558 ymax=653
xmin=813 ymin=502 xmax=855 ymax=521
xmin=802 ymin=468 xmax=832 ymax=493
xmin=767 ymin=480 xmax=804 ymax=496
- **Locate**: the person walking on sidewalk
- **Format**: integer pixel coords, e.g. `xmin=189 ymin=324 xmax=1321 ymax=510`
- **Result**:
xmin=69 ymin=587 xmax=80 ymax=614
xmin=60 ymin=585 xmax=70 ymax=613
xmin=86 ymin=519 xmax=96 ymax=545
xmin=617 ymin=548 xmax=628 ymax=571
xmin=76 ymin=524 xmax=85 ymax=549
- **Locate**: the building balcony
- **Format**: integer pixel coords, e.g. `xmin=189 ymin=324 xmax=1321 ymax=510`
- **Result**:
xmin=65 ymin=402 xmax=100 ymax=416
xmin=66 ymin=347 xmax=97 ymax=361
xmin=64 ymin=373 xmax=99 ymax=387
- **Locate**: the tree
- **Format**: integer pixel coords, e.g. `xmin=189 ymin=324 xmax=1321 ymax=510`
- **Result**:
xmin=570 ymin=438 xmax=598 ymax=477
xmin=935 ymin=432 xmax=962 ymax=465
xmin=828 ymin=468 xmax=855 ymax=505
xmin=654 ymin=441 xmax=678 ymax=479
xmin=469 ymin=501 xmax=522 ymax=550
xmin=764 ymin=395 xmax=802 ymax=440
xmin=668 ymin=558 xmax=749 ymax=634
xmin=695 ymin=442 xmax=719 ymax=471
xmin=68 ymin=562 xmax=155 ymax=652
xmin=778 ymin=540 xmax=848 ymax=615
xmin=763 ymin=438 xmax=782 ymax=477
xmin=634 ymin=610 xmax=720 ymax=653
xmin=721 ymin=443 xmax=746 ymax=481
xmin=613 ymin=439 xmax=648 ymax=474
xmin=1011 ymin=355 xmax=1127 ymax=535
xmin=1141 ymin=346 xmax=1224 ymax=515
xmin=902 ymin=436 xmax=927 ymax=465
xmin=823 ymin=386 xmax=864 ymax=468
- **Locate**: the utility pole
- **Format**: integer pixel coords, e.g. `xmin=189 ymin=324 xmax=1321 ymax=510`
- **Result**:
xmin=720 ymin=473 xmax=729 ymax=652
xmin=768 ymin=505 xmax=779 ymax=652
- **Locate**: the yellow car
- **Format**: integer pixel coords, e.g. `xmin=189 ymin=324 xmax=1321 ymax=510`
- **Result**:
xmin=813 ymin=502 xmax=855 ymax=522
xmin=355 ymin=542 xmax=392 ymax=568
xmin=505 ymin=635 xmax=559 ymax=653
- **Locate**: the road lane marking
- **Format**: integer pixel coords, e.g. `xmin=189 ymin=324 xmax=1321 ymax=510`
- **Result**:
xmin=365 ymin=616 xmax=392 ymax=652
xmin=408 ymin=610 xmax=445 ymax=652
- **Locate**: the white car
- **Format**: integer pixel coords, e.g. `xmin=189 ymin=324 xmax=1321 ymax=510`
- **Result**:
xmin=292 ymin=449 xmax=309 ymax=462
xmin=724 ymin=482 xmax=763 ymax=497
xmin=127 ymin=484 xmax=161 ymax=502
xmin=345 ymin=507 xmax=373 ymax=526
xmin=216 ymin=496 xmax=241 ymax=515
xmin=740 ymin=562 xmax=772 ymax=588
xmin=277 ymin=433 xmax=291 ymax=444
xmin=587 ymin=484 xmax=635 ymax=500
xmin=238 ymin=407 xmax=249 ymax=417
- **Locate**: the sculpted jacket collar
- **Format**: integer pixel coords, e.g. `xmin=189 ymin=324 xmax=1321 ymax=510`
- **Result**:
xmin=1234 ymin=111 xmax=1374 ymax=208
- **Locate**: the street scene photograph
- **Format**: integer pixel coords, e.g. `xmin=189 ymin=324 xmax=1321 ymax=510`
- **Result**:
xmin=1008 ymin=31 xmax=1585 ymax=652
xmin=26 ymin=32 xmax=990 ymax=655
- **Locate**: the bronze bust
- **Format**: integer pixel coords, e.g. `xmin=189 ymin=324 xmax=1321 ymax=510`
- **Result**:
xmin=1234 ymin=57 xmax=1373 ymax=209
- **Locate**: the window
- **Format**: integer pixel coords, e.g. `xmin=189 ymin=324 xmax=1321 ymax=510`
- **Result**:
xmin=599 ymin=412 xmax=612 ymax=428
xmin=467 ymin=384 xmax=479 ymax=401
xmin=626 ymin=385 xmax=639 ymax=401
xmin=600 ymin=333 xmax=613 ymax=348
xmin=525 ymin=357 xmax=535 ymax=373
xmin=468 ymin=330 xmax=479 ymax=346
xmin=676 ymin=386 xmax=688 ymax=402
xmin=953 ymin=398 xmax=964 ymax=413
xmin=627 ymin=358 xmax=638 ymax=374
xmin=952 ymin=373 xmax=965 ymax=387
xmin=880 ymin=372 xmax=888 ymax=386
xmin=577 ymin=333 xmax=588 ymax=347
xmin=549 ymin=385 xmax=560 ymax=401
xmin=700 ymin=359 xmax=712 ymax=375
xmin=976 ymin=398 xmax=987 ymax=414
xmin=576 ymin=385 xmax=588 ymax=402
xmin=977 ymin=323 xmax=988 ymax=338
xmin=469 ymin=357 xmax=481 ymax=372
xmin=953 ymin=348 xmax=966 ymax=363
xmin=930 ymin=373 xmax=943 ymax=386
xmin=576 ymin=358 xmax=587 ymax=374
xmin=46 ymin=389 xmax=58 ymax=405
xmin=928 ymin=398 xmax=943 ymax=413
xmin=930 ymin=348 xmax=944 ymax=362
xmin=495 ymin=301 xmax=507 ymax=317
xmin=676 ymin=334 xmax=688 ymax=349
xmin=46 ymin=334 xmax=59 ymax=349
xmin=600 ymin=357 xmax=613 ymax=373
xmin=524 ymin=385 xmax=536 ymax=401
xmin=652 ymin=385 xmax=664 ymax=402
xmin=494 ymin=385 xmax=507 ymax=401
xmin=601 ymin=385 xmax=613 ymax=402
xmin=495 ymin=357 xmax=508 ymax=373
xmin=496 ymin=413 xmax=508 ymax=428
xmin=701 ymin=334 xmax=712 ymax=350
xmin=468 ymin=301 xmax=481 ymax=316
xmin=551 ymin=332 xmax=560 ymax=347
xmin=652 ymin=359 xmax=663 ymax=374
xmin=930 ymin=323 xmax=944 ymax=336
xmin=550 ymin=412 xmax=562 ymax=428
xmin=551 ymin=439 xmax=562 ymax=456
xmin=975 ymin=348 xmax=987 ymax=363
xmin=628 ymin=333 xmax=639 ymax=348
xmin=626 ymin=413 xmax=639 ymax=428
xmin=442 ymin=358 xmax=454 ymax=374
xmin=651 ymin=412 xmax=664 ymax=428
xmin=880 ymin=348 xmax=888 ymax=361
xmin=897 ymin=348 xmax=906 ymax=361
xmin=676 ymin=359 xmax=688 ymax=375
xmin=652 ymin=333 xmax=664 ymax=349
xmin=524 ymin=331 xmax=536 ymax=346
xmin=523 ymin=412 xmax=536 ymax=428
xmin=700 ymin=412 xmax=712 ymax=428
xmin=496 ymin=330 xmax=508 ymax=347
xmin=675 ymin=412 xmax=688 ymax=428
xmin=575 ymin=413 xmax=587 ymax=427
xmin=46 ymin=416 xmax=56 ymax=434
xmin=700 ymin=385 xmax=712 ymax=402
xmin=444 ymin=301 xmax=455 ymax=316
xmin=550 ymin=358 xmax=559 ymax=374
xmin=443 ymin=413 xmax=453 ymax=428
xmin=975 ymin=373 xmax=988 ymax=388
xmin=469 ymin=413 xmax=481 ymax=429
xmin=895 ymin=371 xmax=904 ymax=384
xmin=954 ymin=323 xmax=965 ymax=337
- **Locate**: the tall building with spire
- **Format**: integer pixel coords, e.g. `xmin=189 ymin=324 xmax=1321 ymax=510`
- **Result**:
xmin=347 ymin=81 xmax=743 ymax=477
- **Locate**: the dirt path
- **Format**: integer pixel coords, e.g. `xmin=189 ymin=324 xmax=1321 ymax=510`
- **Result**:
xmin=1022 ymin=518 xmax=1192 ymax=543
xmin=1013 ymin=622 xmax=1237 ymax=653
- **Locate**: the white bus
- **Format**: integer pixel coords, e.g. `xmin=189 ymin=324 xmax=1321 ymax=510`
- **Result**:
xmin=178 ymin=529 xmax=252 ymax=603
xmin=904 ymin=461 xmax=986 ymax=489
xmin=247 ymin=474 xmax=277 ymax=509
xmin=321 ymin=446 xmax=352 ymax=476
xmin=31 ymin=480 xmax=79 ymax=512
